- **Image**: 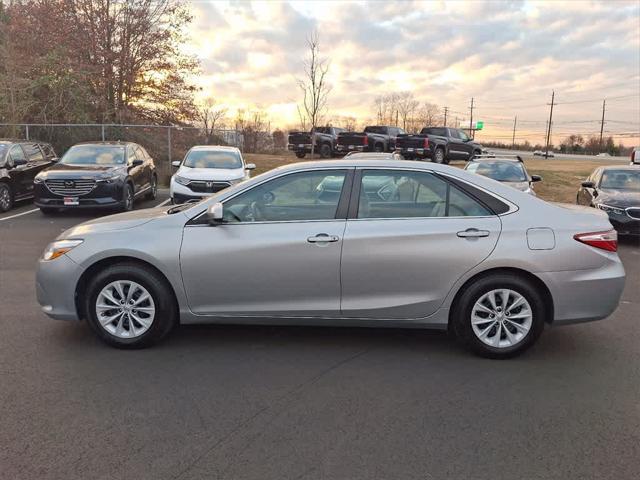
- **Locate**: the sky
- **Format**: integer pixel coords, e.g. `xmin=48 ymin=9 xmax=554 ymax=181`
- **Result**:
xmin=186 ymin=0 xmax=640 ymax=146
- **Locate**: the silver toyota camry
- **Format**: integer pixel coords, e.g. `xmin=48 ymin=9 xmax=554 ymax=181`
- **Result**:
xmin=36 ymin=158 xmax=626 ymax=358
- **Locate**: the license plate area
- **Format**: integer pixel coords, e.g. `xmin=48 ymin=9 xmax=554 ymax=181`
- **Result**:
xmin=63 ymin=197 xmax=79 ymax=206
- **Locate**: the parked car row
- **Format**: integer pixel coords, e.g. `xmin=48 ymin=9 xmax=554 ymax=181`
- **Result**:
xmin=288 ymin=125 xmax=484 ymax=164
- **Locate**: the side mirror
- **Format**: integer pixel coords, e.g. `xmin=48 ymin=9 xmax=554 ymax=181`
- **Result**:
xmin=131 ymin=159 xmax=144 ymax=167
xmin=531 ymin=175 xmax=543 ymax=183
xmin=51 ymin=157 xmax=59 ymax=162
xmin=171 ymin=160 xmax=181 ymax=168
xmin=581 ymin=181 xmax=595 ymax=188
xmin=206 ymin=202 xmax=224 ymax=225
xmin=245 ymin=163 xmax=256 ymax=170
xmin=13 ymin=158 xmax=27 ymax=167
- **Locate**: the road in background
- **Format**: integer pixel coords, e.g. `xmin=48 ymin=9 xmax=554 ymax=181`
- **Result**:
xmin=0 ymin=189 xmax=639 ymax=480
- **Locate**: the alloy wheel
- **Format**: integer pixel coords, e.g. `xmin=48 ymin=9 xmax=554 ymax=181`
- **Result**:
xmin=470 ymin=289 xmax=532 ymax=349
xmin=95 ymin=280 xmax=155 ymax=338
xmin=0 ymin=185 xmax=10 ymax=211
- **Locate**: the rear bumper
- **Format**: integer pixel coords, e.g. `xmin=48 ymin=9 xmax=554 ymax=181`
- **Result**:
xmin=287 ymin=144 xmax=313 ymax=153
xmin=336 ymin=144 xmax=366 ymax=153
xmin=537 ymin=258 xmax=626 ymax=325
xmin=395 ymin=147 xmax=433 ymax=159
xmin=36 ymin=254 xmax=82 ymax=321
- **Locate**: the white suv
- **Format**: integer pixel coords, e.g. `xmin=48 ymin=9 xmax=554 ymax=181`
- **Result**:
xmin=170 ymin=146 xmax=255 ymax=204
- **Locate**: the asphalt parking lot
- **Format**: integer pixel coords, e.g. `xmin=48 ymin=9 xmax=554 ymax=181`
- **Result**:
xmin=1 ymin=190 xmax=639 ymax=480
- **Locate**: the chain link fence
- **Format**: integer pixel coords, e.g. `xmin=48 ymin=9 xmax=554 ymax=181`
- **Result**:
xmin=0 ymin=123 xmax=275 ymax=181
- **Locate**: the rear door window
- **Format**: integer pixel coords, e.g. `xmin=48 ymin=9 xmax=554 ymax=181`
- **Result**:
xmin=356 ymin=170 xmax=492 ymax=219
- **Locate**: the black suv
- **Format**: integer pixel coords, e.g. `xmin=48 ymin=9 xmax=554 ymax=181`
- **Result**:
xmin=34 ymin=141 xmax=158 ymax=213
xmin=0 ymin=139 xmax=58 ymax=212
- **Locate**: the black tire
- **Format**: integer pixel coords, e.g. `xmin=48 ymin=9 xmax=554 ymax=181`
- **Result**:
xmin=433 ymin=148 xmax=445 ymax=164
xmin=121 ymin=183 xmax=134 ymax=212
xmin=146 ymin=174 xmax=158 ymax=200
xmin=39 ymin=207 xmax=58 ymax=215
xmin=319 ymin=143 xmax=332 ymax=159
xmin=0 ymin=182 xmax=13 ymax=212
xmin=451 ymin=273 xmax=546 ymax=359
xmin=374 ymin=144 xmax=383 ymax=152
xmin=295 ymin=151 xmax=306 ymax=159
xmin=84 ymin=262 xmax=177 ymax=349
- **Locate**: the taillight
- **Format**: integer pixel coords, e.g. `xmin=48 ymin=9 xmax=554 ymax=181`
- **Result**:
xmin=423 ymin=137 xmax=429 ymax=148
xmin=573 ymin=230 xmax=618 ymax=252
xmin=363 ymin=136 xmax=368 ymax=146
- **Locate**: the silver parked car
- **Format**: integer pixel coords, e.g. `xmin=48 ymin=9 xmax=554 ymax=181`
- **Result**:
xmin=36 ymin=158 xmax=625 ymax=358
xmin=464 ymin=155 xmax=542 ymax=195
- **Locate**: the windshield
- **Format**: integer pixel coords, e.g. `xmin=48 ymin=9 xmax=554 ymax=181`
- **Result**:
xmin=467 ymin=161 xmax=527 ymax=182
xmin=600 ymin=170 xmax=640 ymax=190
xmin=183 ymin=150 xmax=242 ymax=169
xmin=60 ymin=145 xmax=125 ymax=165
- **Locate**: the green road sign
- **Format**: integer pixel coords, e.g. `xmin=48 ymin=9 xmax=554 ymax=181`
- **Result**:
xmin=475 ymin=121 xmax=484 ymax=130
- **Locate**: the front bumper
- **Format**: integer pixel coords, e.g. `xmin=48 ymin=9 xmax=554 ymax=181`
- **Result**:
xmin=537 ymin=257 xmax=626 ymax=325
xmin=36 ymin=254 xmax=83 ymax=321
xmin=34 ymin=182 xmax=123 ymax=209
xmin=607 ymin=212 xmax=640 ymax=236
xmin=170 ymin=179 xmax=213 ymax=204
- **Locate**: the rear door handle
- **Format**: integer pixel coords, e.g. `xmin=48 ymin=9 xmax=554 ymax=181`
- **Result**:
xmin=457 ymin=228 xmax=490 ymax=238
xmin=307 ymin=234 xmax=339 ymax=243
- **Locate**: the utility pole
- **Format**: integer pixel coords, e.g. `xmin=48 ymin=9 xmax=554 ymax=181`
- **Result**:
xmin=544 ymin=90 xmax=555 ymax=159
xmin=443 ymin=107 xmax=448 ymax=127
xmin=512 ymin=115 xmax=517 ymax=149
xmin=469 ymin=97 xmax=474 ymax=139
xmin=599 ymin=99 xmax=606 ymax=151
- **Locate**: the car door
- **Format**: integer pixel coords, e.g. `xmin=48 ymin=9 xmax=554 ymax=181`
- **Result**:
xmin=447 ymin=129 xmax=468 ymax=160
xmin=135 ymin=146 xmax=153 ymax=188
xmin=20 ymin=143 xmax=49 ymax=195
xmin=340 ymin=168 xmax=501 ymax=319
xmin=126 ymin=145 xmax=145 ymax=194
xmin=457 ymin=129 xmax=475 ymax=158
xmin=7 ymin=144 xmax=31 ymax=198
xmin=180 ymin=168 xmax=353 ymax=316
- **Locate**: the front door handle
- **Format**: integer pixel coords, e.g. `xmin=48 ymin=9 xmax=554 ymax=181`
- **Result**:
xmin=457 ymin=228 xmax=490 ymax=238
xmin=307 ymin=234 xmax=339 ymax=243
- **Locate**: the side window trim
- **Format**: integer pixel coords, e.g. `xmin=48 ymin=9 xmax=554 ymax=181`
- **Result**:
xmin=187 ymin=168 xmax=354 ymax=226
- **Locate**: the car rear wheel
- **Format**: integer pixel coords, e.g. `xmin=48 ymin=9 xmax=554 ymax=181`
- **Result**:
xmin=0 ymin=183 xmax=13 ymax=212
xmin=146 ymin=174 xmax=158 ymax=200
xmin=452 ymin=273 xmax=546 ymax=359
xmin=374 ymin=144 xmax=384 ymax=152
xmin=433 ymin=148 xmax=445 ymax=164
xmin=84 ymin=263 xmax=177 ymax=348
xmin=320 ymin=143 xmax=332 ymax=159
xmin=295 ymin=151 xmax=306 ymax=159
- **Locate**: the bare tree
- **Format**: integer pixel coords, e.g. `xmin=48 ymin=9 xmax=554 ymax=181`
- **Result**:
xmin=298 ymin=31 xmax=331 ymax=156
xmin=396 ymin=92 xmax=419 ymax=131
xmin=197 ymin=97 xmax=227 ymax=144
xmin=409 ymin=102 xmax=441 ymax=132
xmin=296 ymin=104 xmax=308 ymax=131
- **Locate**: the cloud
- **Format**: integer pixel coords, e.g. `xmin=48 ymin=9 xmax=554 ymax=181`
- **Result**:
xmin=187 ymin=0 xmax=640 ymax=143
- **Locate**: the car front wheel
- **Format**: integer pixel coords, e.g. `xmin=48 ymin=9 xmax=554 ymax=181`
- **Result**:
xmin=84 ymin=263 xmax=177 ymax=348
xmin=0 ymin=183 xmax=13 ymax=212
xmin=121 ymin=183 xmax=134 ymax=211
xmin=452 ymin=273 xmax=546 ymax=359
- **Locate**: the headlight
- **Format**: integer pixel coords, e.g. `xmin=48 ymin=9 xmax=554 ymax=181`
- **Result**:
xmin=597 ymin=203 xmax=625 ymax=215
xmin=174 ymin=175 xmax=190 ymax=186
xmin=96 ymin=175 xmax=120 ymax=184
xmin=34 ymin=175 xmax=44 ymax=184
xmin=229 ymin=177 xmax=245 ymax=185
xmin=42 ymin=239 xmax=83 ymax=261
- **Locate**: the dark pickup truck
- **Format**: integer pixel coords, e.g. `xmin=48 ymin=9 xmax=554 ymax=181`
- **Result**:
xmin=287 ymin=126 xmax=346 ymax=159
xmin=336 ymin=126 xmax=405 ymax=154
xmin=395 ymin=127 xmax=483 ymax=163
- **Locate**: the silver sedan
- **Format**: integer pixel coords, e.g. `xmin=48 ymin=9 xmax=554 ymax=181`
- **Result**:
xmin=36 ymin=158 xmax=625 ymax=358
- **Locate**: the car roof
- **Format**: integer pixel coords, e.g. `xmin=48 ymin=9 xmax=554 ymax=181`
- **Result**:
xmin=599 ymin=165 xmax=640 ymax=172
xmin=189 ymin=145 xmax=240 ymax=152
xmin=345 ymin=152 xmax=399 ymax=160
xmin=75 ymin=141 xmax=134 ymax=147
xmin=469 ymin=154 xmax=523 ymax=162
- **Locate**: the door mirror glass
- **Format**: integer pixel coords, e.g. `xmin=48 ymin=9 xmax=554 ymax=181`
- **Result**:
xmin=581 ymin=181 xmax=595 ymax=188
xmin=131 ymin=159 xmax=144 ymax=167
xmin=531 ymin=175 xmax=543 ymax=183
xmin=207 ymin=202 xmax=224 ymax=225
xmin=245 ymin=163 xmax=256 ymax=170
xmin=171 ymin=160 xmax=181 ymax=168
